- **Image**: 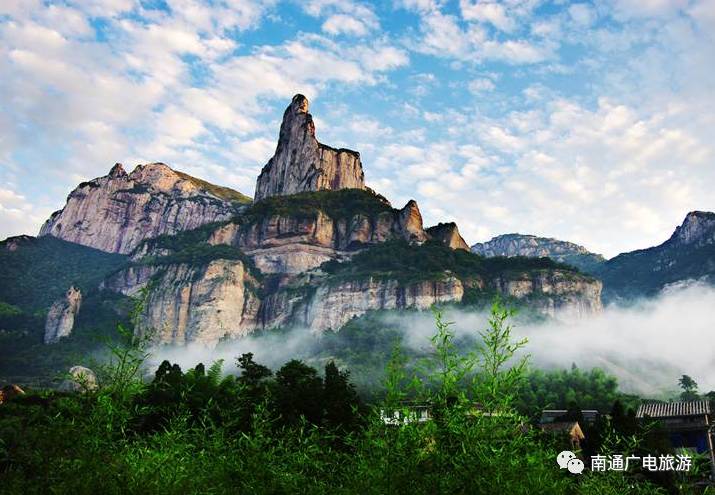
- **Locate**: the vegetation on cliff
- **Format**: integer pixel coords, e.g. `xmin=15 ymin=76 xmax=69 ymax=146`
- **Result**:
xmin=174 ymin=170 xmax=253 ymax=204
xmin=321 ymin=239 xmax=578 ymax=284
xmin=242 ymin=188 xmax=393 ymax=224
xmin=0 ymin=236 xmax=127 ymax=311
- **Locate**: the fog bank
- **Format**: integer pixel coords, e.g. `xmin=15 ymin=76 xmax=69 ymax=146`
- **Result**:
xmin=147 ymin=281 xmax=715 ymax=397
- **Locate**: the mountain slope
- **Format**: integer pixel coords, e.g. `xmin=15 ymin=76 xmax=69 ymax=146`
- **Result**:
xmin=595 ymin=211 xmax=715 ymax=300
xmin=471 ymin=233 xmax=605 ymax=273
xmin=0 ymin=235 xmax=127 ymax=312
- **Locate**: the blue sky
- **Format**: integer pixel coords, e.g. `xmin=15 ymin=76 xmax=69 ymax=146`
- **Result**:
xmin=1 ymin=0 xmax=714 ymax=257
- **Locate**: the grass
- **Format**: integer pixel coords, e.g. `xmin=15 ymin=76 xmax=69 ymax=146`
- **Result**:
xmin=175 ymin=171 xmax=253 ymax=204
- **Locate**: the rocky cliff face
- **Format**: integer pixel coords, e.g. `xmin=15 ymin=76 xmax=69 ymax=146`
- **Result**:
xmin=255 ymin=95 xmax=365 ymax=201
xmin=109 ymin=261 xmax=466 ymax=344
xmin=106 ymin=255 xmax=602 ymax=346
xmin=136 ymin=260 xmax=261 ymax=345
xmin=39 ymin=163 xmax=250 ymax=254
xmin=426 ymin=223 xmax=470 ymax=251
xmin=203 ymin=193 xmax=428 ymax=274
xmin=305 ymin=277 xmax=464 ymax=331
xmin=44 ymin=286 xmax=82 ymax=344
xmin=471 ymin=233 xmax=605 ymax=273
xmin=492 ymin=271 xmax=602 ymax=318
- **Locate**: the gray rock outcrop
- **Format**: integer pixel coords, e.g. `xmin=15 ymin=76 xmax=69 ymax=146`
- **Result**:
xmin=203 ymin=198 xmax=429 ymax=274
xmin=59 ymin=366 xmax=98 ymax=392
xmin=254 ymin=95 xmax=366 ymax=201
xmin=471 ymin=233 xmax=605 ymax=272
xmin=39 ymin=163 xmax=249 ymax=254
xmin=668 ymin=211 xmax=715 ymax=247
xmin=44 ymin=286 xmax=82 ymax=344
xmin=135 ymin=259 xmax=262 ymax=345
xmin=426 ymin=222 xmax=470 ymax=250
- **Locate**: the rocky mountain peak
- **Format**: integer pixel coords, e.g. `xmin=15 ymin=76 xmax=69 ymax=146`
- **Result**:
xmin=254 ymin=94 xmax=365 ymax=201
xmin=290 ymin=93 xmax=310 ymax=114
xmin=108 ymin=163 xmax=127 ymax=178
xmin=398 ymin=200 xmax=428 ymax=243
xmin=39 ymin=162 xmax=248 ymax=254
xmin=669 ymin=211 xmax=715 ymax=247
xmin=471 ymin=233 xmax=605 ymax=273
xmin=426 ymin=222 xmax=470 ymax=251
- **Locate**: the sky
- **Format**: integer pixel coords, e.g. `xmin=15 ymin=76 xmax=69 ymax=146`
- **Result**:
xmin=1 ymin=0 xmax=714 ymax=258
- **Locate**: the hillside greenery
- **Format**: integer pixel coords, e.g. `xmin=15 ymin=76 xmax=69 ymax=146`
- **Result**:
xmin=2 ymin=302 xmax=698 ymax=494
xmin=140 ymin=244 xmax=262 ymax=278
xmin=175 ymin=170 xmax=253 ymax=203
xmin=321 ymin=239 xmax=579 ymax=284
xmin=0 ymin=236 xmax=127 ymax=312
xmin=131 ymin=219 xmax=234 ymax=256
xmin=0 ymin=290 xmax=133 ymax=388
xmin=242 ymin=188 xmax=394 ymax=223
xmin=595 ymin=243 xmax=715 ymax=301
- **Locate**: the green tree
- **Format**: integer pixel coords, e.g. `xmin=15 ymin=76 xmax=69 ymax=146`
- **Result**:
xmin=322 ymin=361 xmax=362 ymax=432
xmin=678 ymin=374 xmax=699 ymax=401
xmin=274 ymin=360 xmax=324 ymax=426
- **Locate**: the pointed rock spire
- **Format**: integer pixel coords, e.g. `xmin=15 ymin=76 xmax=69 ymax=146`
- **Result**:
xmin=398 ymin=200 xmax=428 ymax=243
xmin=254 ymin=94 xmax=365 ymax=201
xmin=108 ymin=163 xmax=127 ymax=178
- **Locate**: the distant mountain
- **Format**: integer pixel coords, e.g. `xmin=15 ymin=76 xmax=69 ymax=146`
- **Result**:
xmin=471 ymin=233 xmax=605 ymax=273
xmin=595 ymin=211 xmax=715 ymax=301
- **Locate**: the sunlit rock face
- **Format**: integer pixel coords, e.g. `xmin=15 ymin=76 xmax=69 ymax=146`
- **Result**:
xmin=39 ymin=163 xmax=248 ymax=254
xmin=135 ymin=259 xmax=261 ymax=346
xmin=205 ymin=199 xmax=429 ymax=275
xmin=304 ymin=277 xmax=465 ymax=332
xmin=492 ymin=271 xmax=603 ymax=318
xmin=44 ymin=286 xmax=82 ymax=344
xmin=254 ymin=94 xmax=366 ymax=201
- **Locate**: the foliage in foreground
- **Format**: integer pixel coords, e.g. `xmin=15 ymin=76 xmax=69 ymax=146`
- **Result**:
xmin=0 ymin=301 xmax=705 ymax=494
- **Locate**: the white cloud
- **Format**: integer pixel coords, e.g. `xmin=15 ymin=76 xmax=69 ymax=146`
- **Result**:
xmin=468 ymin=77 xmax=495 ymax=93
xmin=460 ymin=0 xmax=516 ymax=32
xmin=322 ymin=14 xmax=370 ymax=36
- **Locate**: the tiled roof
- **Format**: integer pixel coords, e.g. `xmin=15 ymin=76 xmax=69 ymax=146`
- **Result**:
xmin=636 ymin=400 xmax=711 ymax=418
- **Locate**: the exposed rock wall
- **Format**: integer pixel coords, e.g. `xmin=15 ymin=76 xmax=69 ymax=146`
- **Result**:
xmin=426 ymin=222 xmax=470 ymax=250
xmin=44 ymin=286 xmax=82 ymax=344
xmin=105 ymin=258 xmax=602 ymax=346
xmin=255 ymin=95 xmax=365 ymax=201
xmin=492 ymin=270 xmax=603 ymax=318
xmin=668 ymin=211 xmax=715 ymax=247
xmin=39 ymin=163 xmax=246 ymax=254
xmin=305 ymin=277 xmax=464 ymax=332
xmin=207 ymin=200 xmax=428 ymax=274
xmin=136 ymin=260 xmax=261 ymax=345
